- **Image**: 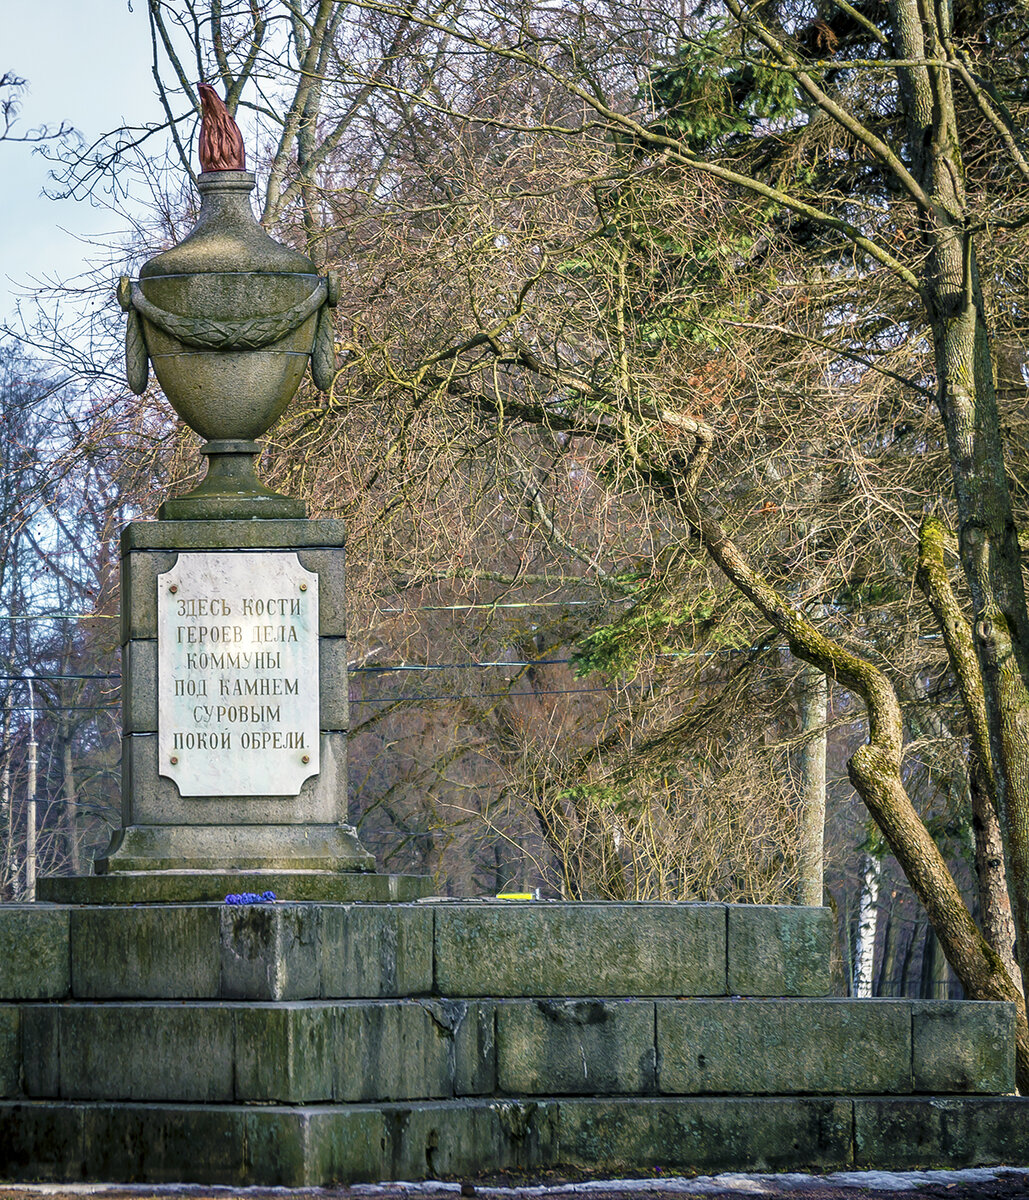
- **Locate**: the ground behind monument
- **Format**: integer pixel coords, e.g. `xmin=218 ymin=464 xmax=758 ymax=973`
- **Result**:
xmin=2 ymin=1169 xmax=1029 ymax=1200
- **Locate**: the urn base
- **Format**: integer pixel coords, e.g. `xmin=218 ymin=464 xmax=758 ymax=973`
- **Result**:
xmin=159 ymin=439 xmax=306 ymax=520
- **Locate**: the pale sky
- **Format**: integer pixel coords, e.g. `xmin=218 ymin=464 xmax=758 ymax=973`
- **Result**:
xmin=2 ymin=0 xmax=160 ymax=325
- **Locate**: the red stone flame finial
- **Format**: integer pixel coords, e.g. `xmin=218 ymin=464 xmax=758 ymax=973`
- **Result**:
xmin=198 ymin=83 xmax=246 ymax=172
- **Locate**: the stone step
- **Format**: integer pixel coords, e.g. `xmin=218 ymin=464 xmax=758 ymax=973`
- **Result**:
xmin=7 ymin=998 xmax=1014 ymax=1104
xmin=0 ymin=1094 xmax=1026 ymax=1184
xmin=0 ymin=901 xmax=834 ymax=1001
xmin=37 ymin=870 xmax=432 ymax=904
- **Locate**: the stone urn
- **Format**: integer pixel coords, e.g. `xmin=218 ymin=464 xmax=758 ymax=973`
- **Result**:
xmin=119 ymin=86 xmax=338 ymax=519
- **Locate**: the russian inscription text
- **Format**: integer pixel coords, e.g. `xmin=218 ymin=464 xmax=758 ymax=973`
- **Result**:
xmin=157 ymin=552 xmax=319 ymax=796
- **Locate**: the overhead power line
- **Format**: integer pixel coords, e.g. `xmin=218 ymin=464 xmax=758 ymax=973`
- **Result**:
xmin=1 ymin=614 xmax=117 ymax=620
xmin=0 ymin=674 xmax=120 ymax=682
xmin=375 ymin=599 xmax=629 ymax=612
xmin=351 ymin=659 xmax=573 ymax=672
xmin=357 ymin=685 xmax=611 ymax=703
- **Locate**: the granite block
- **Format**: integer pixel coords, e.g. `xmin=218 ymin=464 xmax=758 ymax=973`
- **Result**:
xmin=853 ymin=1096 xmax=1029 ymax=1168
xmin=305 ymin=1104 xmax=390 ymax=1183
xmin=296 ymin=549 xmax=346 ymax=636
xmin=658 ymin=999 xmax=911 ymax=1094
xmin=81 ymin=1101 xmax=251 ymax=1184
xmin=57 ymin=1003 xmax=233 ymax=1101
xmin=220 ymin=902 xmax=322 ymax=1000
xmin=911 ymin=1001 xmax=1016 ymax=1094
xmin=320 ymin=903 xmax=433 ymax=997
xmin=389 ymin=1099 xmax=560 ymax=1179
xmin=0 ymin=1007 xmax=19 ymax=1097
xmin=320 ymin=636 xmax=350 ymax=729
xmin=0 ymin=1101 xmax=85 ymax=1180
xmin=121 ymin=549 xmax=177 ymax=643
xmin=0 ymin=906 xmax=69 ymax=1000
xmin=122 ymin=638 xmax=157 ymax=733
xmin=21 ymin=1006 xmax=58 ymax=1097
xmin=556 ymin=1096 xmax=854 ymax=1173
xmin=335 ymin=1001 xmax=453 ymax=1102
xmin=71 ymin=904 xmax=221 ymax=999
xmin=498 ymin=999 xmax=655 ymax=1095
xmin=726 ymin=905 xmax=833 ymax=996
xmin=233 ymin=1004 xmax=334 ymax=1102
xmin=435 ymin=903 xmax=726 ymax=997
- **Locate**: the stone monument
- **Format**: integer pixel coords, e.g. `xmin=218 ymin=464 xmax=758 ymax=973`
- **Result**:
xmin=40 ymin=86 xmax=426 ymax=902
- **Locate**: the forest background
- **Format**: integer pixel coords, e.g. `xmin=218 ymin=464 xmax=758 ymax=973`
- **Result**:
xmin=3 ymin=0 xmax=1029 ymax=1082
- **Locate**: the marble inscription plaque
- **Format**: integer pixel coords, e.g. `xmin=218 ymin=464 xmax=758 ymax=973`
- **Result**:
xmin=157 ymin=552 xmax=319 ymax=796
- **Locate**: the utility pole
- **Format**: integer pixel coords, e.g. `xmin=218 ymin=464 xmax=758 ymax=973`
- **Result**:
xmin=24 ymin=672 xmax=36 ymax=902
xmin=1 ymin=691 xmax=11 ymax=892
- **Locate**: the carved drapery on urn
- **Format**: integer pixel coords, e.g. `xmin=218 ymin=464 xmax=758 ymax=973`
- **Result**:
xmin=118 ymin=85 xmax=339 ymax=519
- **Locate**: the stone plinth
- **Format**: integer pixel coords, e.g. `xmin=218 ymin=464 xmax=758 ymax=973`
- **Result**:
xmin=0 ymin=900 xmax=1023 ymax=1184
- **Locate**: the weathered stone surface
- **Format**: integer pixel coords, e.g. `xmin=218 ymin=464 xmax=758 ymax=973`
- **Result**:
xmin=0 ymin=906 xmax=69 ymax=999
xmin=123 ymin=519 xmax=347 ymax=553
xmin=657 ymin=999 xmax=911 ymax=1095
xmin=0 ymin=1008 xmax=19 ymax=1097
xmin=121 ymin=548 xmax=177 ymax=643
xmin=55 ymin=1003 xmax=233 ymax=1101
xmin=243 ymin=1107 xmax=312 ymax=1185
xmin=320 ymin=636 xmax=350 ymax=729
xmin=435 ymin=903 xmax=726 ymax=997
xmin=20 ymin=1006 xmax=58 ymax=1096
xmin=122 ymin=638 xmax=157 ymax=733
xmin=234 ymin=1004 xmax=334 ymax=1102
xmin=82 ymin=1102 xmax=312 ymax=1185
xmin=911 ymin=1001 xmax=1016 ymax=1094
xmin=94 ymin=818 xmax=373 ymax=873
xmin=335 ymin=1001 xmax=453 ymax=1102
xmin=4 ymin=1094 xmax=1029 ymax=1182
xmin=38 ymin=871 xmax=431 ymax=904
xmin=498 ymin=1000 xmax=655 ymax=1095
xmin=305 ymin=1104 xmax=390 ymax=1183
xmin=853 ymin=1096 xmax=1029 ymax=1169
xmin=71 ymin=905 xmax=221 ymax=998
xmin=320 ymin=903 xmax=433 ymax=997
xmin=726 ymin=905 xmax=833 ymax=997
xmin=388 ymin=1099 xmax=561 ymax=1179
xmin=0 ymin=1101 xmax=85 ymax=1180
xmin=556 ymin=1097 xmax=853 ymax=1173
xmin=451 ymin=1000 xmax=496 ymax=1096
xmin=67 ymin=903 xmax=437 ymax=1002
xmin=220 ymin=903 xmax=321 ymax=1000
xmin=81 ymin=1102 xmax=253 ymax=1184
xmin=296 ymin=549 xmax=346 ymax=637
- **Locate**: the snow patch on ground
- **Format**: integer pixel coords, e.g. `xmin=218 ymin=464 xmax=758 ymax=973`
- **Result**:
xmin=350 ymin=1170 xmax=1029 ymax=1195
xmin=5 ymin=1167 xmax=1029 ymax=1197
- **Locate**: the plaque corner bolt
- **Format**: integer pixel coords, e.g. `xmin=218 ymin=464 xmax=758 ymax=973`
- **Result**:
xmin=169 ymin=585 xmax=178 ymax=594
xmin=299 ymin=582 xmax=307 ymax=591
xmin=170 ymin=755 xmax=178 ymax=765
xmin=301 ymin=754 xmax=310 ymax=764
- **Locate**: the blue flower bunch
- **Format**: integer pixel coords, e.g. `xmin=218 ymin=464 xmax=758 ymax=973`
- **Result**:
xmin=224 ymin=891 xmax=277 ymax=905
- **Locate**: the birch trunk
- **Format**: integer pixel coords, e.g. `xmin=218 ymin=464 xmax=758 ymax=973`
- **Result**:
xmin=853 ymin=846 xmax=882 ymax=997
